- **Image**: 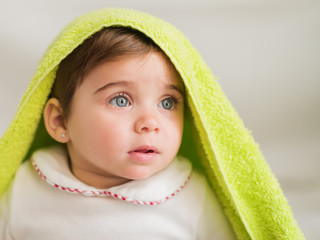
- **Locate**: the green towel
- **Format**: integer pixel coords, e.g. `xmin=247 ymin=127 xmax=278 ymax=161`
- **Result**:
xmin=0 ymin=8 xmax=304 ymax=239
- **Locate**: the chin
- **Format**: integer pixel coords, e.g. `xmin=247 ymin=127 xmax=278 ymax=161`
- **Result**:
xmin=127 ymin=173 xmax=153 ymax=181
xmin=124 ymin=169 xmax=156 ymax=181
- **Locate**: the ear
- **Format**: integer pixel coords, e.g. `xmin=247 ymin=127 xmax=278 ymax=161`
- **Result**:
xmin=43 ymin=98 xmax=70 ymax=143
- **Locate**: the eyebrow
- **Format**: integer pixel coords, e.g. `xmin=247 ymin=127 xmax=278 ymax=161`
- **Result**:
xmin=94 ymin=80 xmax=184 ymax=96
xmin=94 ymin=81 xmax=131 ymax=94
xmin=166 ymin=84 xmax=184 ymax=96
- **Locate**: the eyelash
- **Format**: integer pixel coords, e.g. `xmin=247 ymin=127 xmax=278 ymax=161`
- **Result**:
xmin=108 ymin=92 xmax=181 ymax=109
xmin=164 ymin=95 xmax=180 ymax=108
xmin=108 ymin=92 xmax=132 ymax=106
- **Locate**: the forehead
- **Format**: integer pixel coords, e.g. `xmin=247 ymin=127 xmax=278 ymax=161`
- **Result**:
xmin=81 ymin=51 xmax=184 ymax=93
xmin=142 ymin=51 xmax=183 ymax=87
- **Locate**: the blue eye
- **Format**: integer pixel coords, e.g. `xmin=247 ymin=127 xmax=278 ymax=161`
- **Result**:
xmin=159 ymin=98 xmax=174 ymax=110
xmin=110 ymin=96 xmax=130 ymax=107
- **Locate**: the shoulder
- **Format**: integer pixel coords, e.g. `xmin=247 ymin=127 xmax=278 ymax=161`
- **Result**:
xmin=0 ymin=160 xmax=34 ymax=202
xmin=0 ymin=160 xmax=37 ymax=240
xmin=12 ymin=160 xmax=40 ymax=191
xmin=169 ymin=161 xmax=211 ymax=215
xmin=174 ymin=159 xmax=236 ymax=239
xmin=188 ymin=170 xmax=236 ymax=239
xmin=185 ymin=167 xmax=210 ymax=198
xmin=9 ymin=160 xmax=43 ymax=207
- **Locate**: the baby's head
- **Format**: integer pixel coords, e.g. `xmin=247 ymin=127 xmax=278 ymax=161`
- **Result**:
xmin=43 ymin=27 xmax=185 ymax=188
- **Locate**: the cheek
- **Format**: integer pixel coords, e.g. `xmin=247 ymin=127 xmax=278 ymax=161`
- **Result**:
xmin=174 ymin=109 xmax=184 ymax=138
xmin=164 ymin=114 xmax=184 ymax=152
xmin=68 ymin=108 xmax=131 ymax=152
xmin=90 ymin=114 xmax=131 ymax=149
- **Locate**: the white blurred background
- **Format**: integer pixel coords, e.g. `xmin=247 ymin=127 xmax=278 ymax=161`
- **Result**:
xmin=1 ymin=0 xmax=319 ymax=238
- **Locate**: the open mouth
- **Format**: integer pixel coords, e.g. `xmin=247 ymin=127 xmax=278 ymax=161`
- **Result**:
xmin=134 ymin=149 xmax=155 ymax=154
xmin=129 ymin=145 xmax=159 ymax=154
xmin=128 ymin=145 xmax=159 ymax=162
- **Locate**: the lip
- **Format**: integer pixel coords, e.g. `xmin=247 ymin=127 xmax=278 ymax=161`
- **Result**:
xmin=128 ymin=145 xmax=160 ymax=162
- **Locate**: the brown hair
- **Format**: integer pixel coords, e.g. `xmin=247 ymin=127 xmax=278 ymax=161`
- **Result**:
xmin=51 ymin=26 xmax=163 ymax=118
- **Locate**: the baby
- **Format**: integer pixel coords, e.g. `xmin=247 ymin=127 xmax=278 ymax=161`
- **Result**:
xmin=0 ymin=24 xmax=234 ymax=239
xmin=44 ymin=27 xmax=185 ymax=190
xmin=0 ymin=8 xmax=304 ymax=240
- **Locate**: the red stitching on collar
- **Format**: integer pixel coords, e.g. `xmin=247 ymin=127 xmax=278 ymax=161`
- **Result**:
xmin=31 ymin=159 xmax=192 ymax=206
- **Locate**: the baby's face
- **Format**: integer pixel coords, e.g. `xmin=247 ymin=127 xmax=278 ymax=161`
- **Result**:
xmin=65 ymin=52 xmax=184 ymax=188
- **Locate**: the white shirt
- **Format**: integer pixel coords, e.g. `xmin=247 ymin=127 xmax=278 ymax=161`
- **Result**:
xmin=0 ymin=146 xmax=235 ymax=239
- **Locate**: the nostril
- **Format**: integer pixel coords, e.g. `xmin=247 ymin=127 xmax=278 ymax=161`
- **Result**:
xmin=141 ymin=127 xmax=149 ymax=132
xmin=140 ymin=127 xmax=159 ymax=133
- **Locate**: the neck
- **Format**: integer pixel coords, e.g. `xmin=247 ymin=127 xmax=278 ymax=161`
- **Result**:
xmin=70 ymin=165 xmax=131 ymax=189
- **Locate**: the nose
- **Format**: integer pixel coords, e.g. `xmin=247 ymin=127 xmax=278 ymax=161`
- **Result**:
xmin=134 ymin=115 xmax=160 ymax=134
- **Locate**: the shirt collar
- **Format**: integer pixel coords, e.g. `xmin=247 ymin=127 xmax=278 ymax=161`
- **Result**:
xmin=31 ymin=145 xmax=192 ymax=205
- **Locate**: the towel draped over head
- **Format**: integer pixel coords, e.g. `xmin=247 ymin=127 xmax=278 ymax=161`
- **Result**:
xmin=0 ymin=8 xmax=304 ymax=240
